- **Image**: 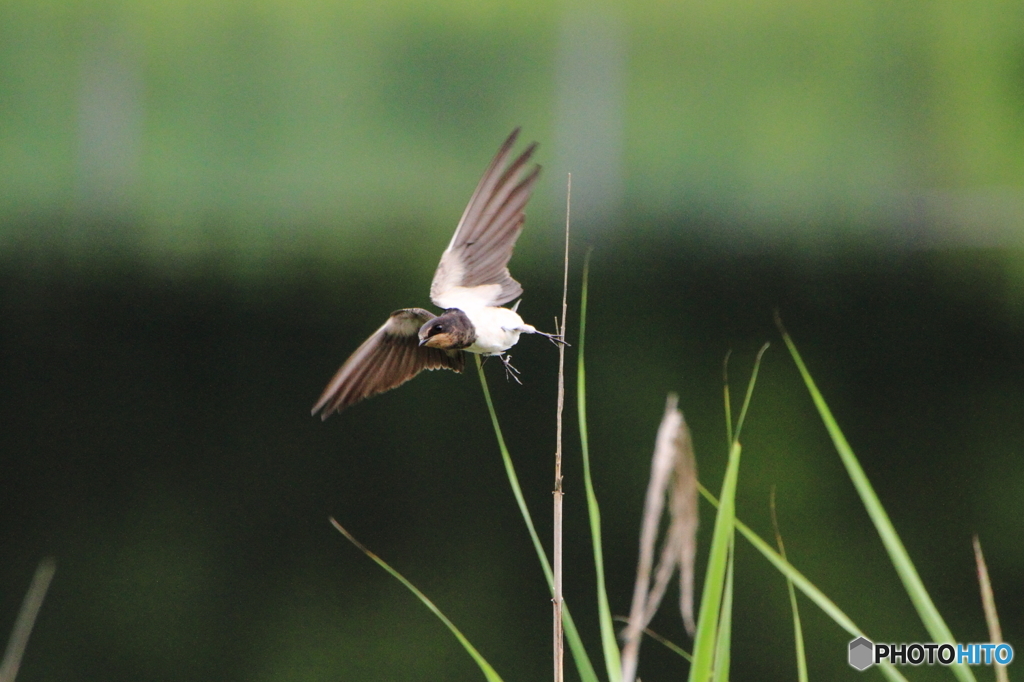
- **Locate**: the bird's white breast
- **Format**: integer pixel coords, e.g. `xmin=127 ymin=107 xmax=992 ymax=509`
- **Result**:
xmin=462 ymin=306 xmax=534 ymax=355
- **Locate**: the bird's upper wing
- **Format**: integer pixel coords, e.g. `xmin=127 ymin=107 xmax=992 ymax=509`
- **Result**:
xmin=430 ymin=128 xmax=541 ymax=310
xmin=312 ymin=308 xmax=464 ymax=418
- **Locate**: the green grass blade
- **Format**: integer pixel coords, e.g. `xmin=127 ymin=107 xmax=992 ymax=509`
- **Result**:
xmin=559 ymin=610 xmax=598 ymax=682
xmin=778 ymin=324 xmax=976 ymax=682
xmin=710 ymin=533 xmax=735 ymax=682
xmin=475 ymin=355 xmax=551 ymax=586
xmin=731 ymin=343 xmax=769 ymax=444
xmin=1 ymin=558 xmax=56 ymax=682
xmin=723 ymin=350 xmax=734 ymax=447
xmin=699 ymin=484 xmax=911 ymax=682
xmin=691 ymin=343 xmax=769 ymax=681
xmin=330 ymin=518 xmax=505 ymax=682
xmin=688 ymin=440 xmax=742 ymax=682
xmin=476 ymin=357 xmax=600 ymax=682
xmin=771 ymin=489 xmax=808 ymax=682
xmin=786 ymin=576 xmax=808 ymax=682
xmin=577 ymin=253 xmax=623 ymax=682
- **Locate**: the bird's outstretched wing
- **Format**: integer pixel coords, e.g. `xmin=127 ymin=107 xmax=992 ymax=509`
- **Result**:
xmin=430 ymin=128 xmax=541 ymax=310
xmin=312 ymin=308 xmax=464 ymax=418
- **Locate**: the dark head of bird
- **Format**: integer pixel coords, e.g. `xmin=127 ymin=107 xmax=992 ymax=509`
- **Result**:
xmin=419 ymin=309 xmax=475 ymax=350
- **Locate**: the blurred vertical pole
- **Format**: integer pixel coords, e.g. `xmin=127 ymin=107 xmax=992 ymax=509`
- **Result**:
xmin=74 ymin=15 xmax=143 ymax=236
xmin=553 ymin=4 xmax=626 ymax=235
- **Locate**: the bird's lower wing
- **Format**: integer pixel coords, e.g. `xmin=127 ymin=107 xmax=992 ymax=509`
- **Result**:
xmin=312 ymin=308 xmax=464 ymax=418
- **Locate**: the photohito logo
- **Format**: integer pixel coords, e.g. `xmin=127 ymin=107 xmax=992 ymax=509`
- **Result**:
xmin=848 ymin=637 xmax=1014 ymax=670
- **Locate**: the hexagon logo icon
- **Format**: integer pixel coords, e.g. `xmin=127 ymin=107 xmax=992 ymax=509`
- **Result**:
xmin=849 ymin=637 xmax=874 ymax=670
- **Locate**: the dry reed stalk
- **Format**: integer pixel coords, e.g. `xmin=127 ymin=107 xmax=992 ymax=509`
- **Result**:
xmin=972 ymin=535 xmax=1008 ymax=682
xmin=552 ymin=173 xmax=572 ymax=682
xmin=620 ymin=394 xmax=698 ymax=682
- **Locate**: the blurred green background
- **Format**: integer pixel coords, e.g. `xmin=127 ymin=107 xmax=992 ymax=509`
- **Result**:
xmin=2 ymin=0 xmax=1022 ymax=680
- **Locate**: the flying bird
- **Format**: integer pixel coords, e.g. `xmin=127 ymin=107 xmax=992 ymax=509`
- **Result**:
xmin=312 ymin=128 xmax=561 ymax=419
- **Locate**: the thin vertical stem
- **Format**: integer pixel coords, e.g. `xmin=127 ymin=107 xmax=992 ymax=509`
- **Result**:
xmin=553 ymin=173 xmax=571 ymax=682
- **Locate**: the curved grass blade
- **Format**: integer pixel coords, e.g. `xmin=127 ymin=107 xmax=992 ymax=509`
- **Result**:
xmin=475 ymin=354 xmax=549 ymax=585
xmin=687 ymin=440 xmax=741 ymax=682
xmin=577 ymin=252 xmax=623 ymax=682
xmin=476 ymin=358 xmax=600 ymax=682
xmin=330 ymin=518 xmax=504 ymax=682
xmin=690 ymin=337 xmax=770 ymax=681
xmin=710 ymin=533 xmax=735 ymax=682
xmin=776 ymin=318 xmax=976 ymax=682
xmin=700 ymin=484 xmax=910 ymax=682
xmin=722 ymin=350 xmax=734 ymax=448
xmin=770 ymin=488 xmax=808 ymax=682
xmin=0 ymin=558 xmax=56 ymax=682
xmin=731 ymin=343 xmax=769 ymax=444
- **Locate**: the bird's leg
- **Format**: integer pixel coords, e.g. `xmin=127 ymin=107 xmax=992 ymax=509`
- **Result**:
xmin=510 ymin=323 xmax=570 ymax=347
xmin=534 ymin=329 xmax=570 ymax=347
xmin=499 ymin=354 xmax=523 ymax=385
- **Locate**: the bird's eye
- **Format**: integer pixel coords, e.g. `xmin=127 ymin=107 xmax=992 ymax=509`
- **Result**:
xmin=432 ymin=324 xmax=444 ymax=334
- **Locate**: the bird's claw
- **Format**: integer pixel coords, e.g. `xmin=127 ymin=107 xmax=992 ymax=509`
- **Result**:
xmin=500 ymin=354 xmax=523 ymax=384
xmin=538 ymin=330 xmax=570 ymax=347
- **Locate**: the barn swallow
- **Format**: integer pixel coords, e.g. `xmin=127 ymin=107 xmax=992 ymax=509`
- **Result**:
xmin=312 ymin=129 xmax=561 ymax=418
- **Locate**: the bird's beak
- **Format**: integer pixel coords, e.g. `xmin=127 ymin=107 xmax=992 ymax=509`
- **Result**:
xmin=418 ymin=337 xmax=428 ymax=347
